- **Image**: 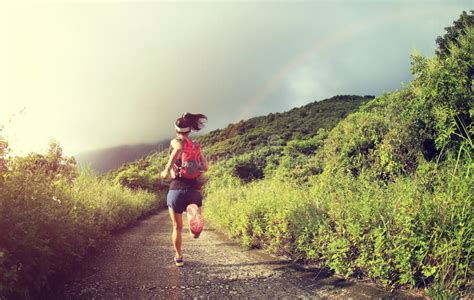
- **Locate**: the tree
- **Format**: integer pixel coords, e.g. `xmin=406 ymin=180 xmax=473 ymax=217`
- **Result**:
xmin=413 ymin=28 xmax=473 ymax=152
xmin=436 ymin=10 xmax=474 ymax=58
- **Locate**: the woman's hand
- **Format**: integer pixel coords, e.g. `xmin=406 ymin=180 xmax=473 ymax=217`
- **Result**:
xmin=198 ymin=153 xmax=208 ymax=171
xmin=160 ymin=170 xmax=169 ymax=179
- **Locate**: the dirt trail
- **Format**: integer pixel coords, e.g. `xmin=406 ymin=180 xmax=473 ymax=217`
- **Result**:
xmin=50 ymin=210 xmax=420 ymax=299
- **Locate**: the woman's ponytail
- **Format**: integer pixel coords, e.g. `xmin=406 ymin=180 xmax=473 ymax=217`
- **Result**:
xmin=176 ymin=112 xmax=207 ymax=132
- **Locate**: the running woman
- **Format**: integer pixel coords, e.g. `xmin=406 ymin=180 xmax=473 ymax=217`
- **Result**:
xmin=160 ymin=112 xmax=208 ymax=267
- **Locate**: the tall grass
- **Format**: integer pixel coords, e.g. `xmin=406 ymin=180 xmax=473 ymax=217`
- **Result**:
xmin=203 ymin=158 xmax=472 ymax=296
xmin=0 ymin=162 xmax=165 ymax=298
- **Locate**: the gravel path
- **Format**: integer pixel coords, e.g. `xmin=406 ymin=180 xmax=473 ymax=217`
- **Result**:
xmin=50 ymin=210 xmax=420 ymax=299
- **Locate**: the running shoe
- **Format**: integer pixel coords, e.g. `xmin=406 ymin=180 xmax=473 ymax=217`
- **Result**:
xmin=187 ymin=204 xmax=204 ymax=238
xmin=175 ymin=257 xmax=184 ymax=267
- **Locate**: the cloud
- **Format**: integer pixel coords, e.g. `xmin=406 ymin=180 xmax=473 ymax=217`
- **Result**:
xmin=1 ymin=1 xmax=471 ymax=155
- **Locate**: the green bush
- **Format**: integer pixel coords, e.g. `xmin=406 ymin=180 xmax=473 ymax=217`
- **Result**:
xmin=206 ymin=147 xmax=283 ymax=183
xmin=106 ymin=152 xmax=168 ymax=192
xmin=0 ymin=142 xmax=165 ymax=298
xmin=204 ymin=158 xmax=472 ymax=295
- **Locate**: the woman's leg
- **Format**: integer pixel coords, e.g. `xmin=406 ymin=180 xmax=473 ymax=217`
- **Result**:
xmin=168 ymin=207 xmax=183 ymax=258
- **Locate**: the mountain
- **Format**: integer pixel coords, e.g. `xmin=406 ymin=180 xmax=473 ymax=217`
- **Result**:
xmin=75 ymin=141 xmax=169 ymax=174
xmin=199 ymin=95 xmax=374 ymax=161
xmin=106 ymin=95 xmax=374 ymax=189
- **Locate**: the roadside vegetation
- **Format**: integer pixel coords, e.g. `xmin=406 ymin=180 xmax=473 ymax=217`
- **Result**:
xmin=203 ymin=13 xmax=473 ymax=297
xmin=0 ymin=141 xmax=165 ymax=298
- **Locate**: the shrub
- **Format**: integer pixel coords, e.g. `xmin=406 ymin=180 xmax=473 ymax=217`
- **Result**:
xmin=0 ymin=143 xmax=165 ymax=298
xmin=204 ymin=157 xmax=472 ymax=296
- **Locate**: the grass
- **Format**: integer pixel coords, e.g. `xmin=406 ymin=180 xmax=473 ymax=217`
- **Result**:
xmin=203 ymin=159 xmax=473 ymax=297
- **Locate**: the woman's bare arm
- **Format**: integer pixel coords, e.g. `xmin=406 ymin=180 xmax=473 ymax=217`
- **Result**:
xmin=161 ymin=139 xmax=183 ymax=179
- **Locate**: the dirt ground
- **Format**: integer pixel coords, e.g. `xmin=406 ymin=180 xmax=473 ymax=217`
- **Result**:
xmin=49 ymin=210 xmax=422 ymax=299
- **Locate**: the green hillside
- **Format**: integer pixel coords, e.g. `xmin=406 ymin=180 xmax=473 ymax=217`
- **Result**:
xmin=200 ymin=95 xmax=373 ymax=161
xmin=106 ymin=95 xmax=373 ymax=190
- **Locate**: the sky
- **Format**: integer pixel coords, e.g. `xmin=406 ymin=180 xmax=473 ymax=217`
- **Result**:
xmin=1 ymin=1 xmax=472 ymax=156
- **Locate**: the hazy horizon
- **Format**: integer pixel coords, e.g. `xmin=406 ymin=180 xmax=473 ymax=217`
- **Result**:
xmin=2 ymin=1 xmax=472 ymax=156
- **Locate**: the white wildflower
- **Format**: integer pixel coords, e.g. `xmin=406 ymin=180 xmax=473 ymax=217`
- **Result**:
xmin=52 ymin=196 xmax=61 ymax=204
